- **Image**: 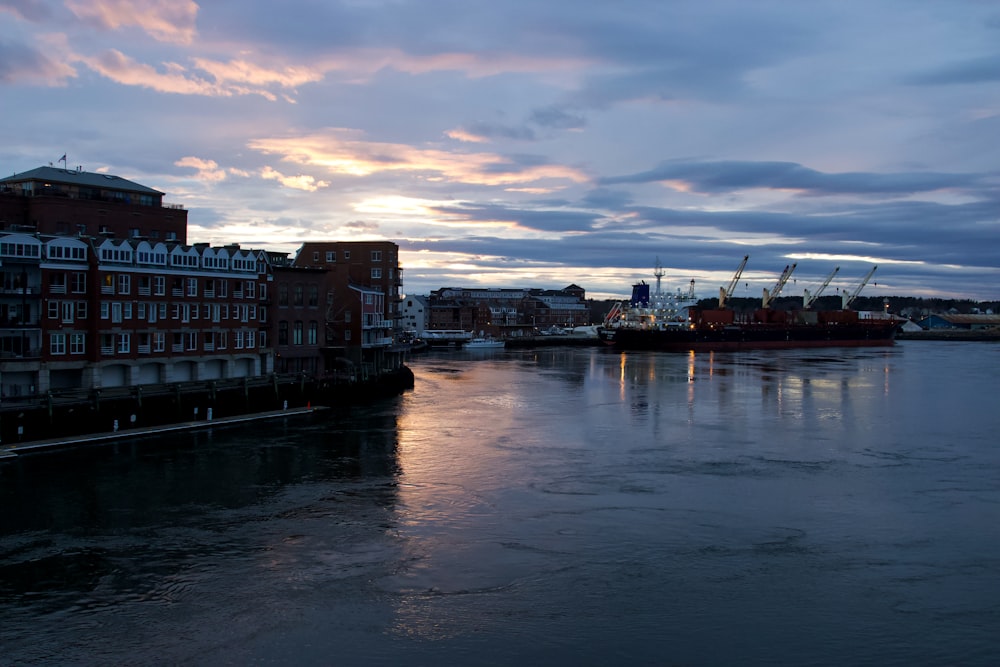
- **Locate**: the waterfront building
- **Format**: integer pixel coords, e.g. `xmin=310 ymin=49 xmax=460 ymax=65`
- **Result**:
xmin=399 ymin=294 xmax=429 ymax=336
xmin=291 ymin=241 xmax=403 ymax=366
xmin=0 ymin=231 xmax=271 ymax=398
xmin=267 ymin=253 xmax=326 ymax=376
xmin=0 ymin=166 xmax=187 ymax=242
xmin=1 ymin=165 xmax=407 ymax=400
xmin=426 ymin=285 xmax=590 ymax=336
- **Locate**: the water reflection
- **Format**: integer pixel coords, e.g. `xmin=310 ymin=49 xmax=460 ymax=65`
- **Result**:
xmin=1 ymin=343 xmax=997 ymax=666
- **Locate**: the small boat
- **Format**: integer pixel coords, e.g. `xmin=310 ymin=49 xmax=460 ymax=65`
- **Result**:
xmin=464 ymin=337 xmax=505 ymax=349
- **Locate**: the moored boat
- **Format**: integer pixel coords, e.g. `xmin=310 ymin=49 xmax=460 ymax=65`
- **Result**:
xmin=464 ymin=336 xmax=505 ymax=349
xmin=598 ymin=259 xmax=898 ymax=352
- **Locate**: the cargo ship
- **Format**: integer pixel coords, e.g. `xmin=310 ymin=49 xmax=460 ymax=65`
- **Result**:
xmin=598 ymin=258 xmax=898 ymax=351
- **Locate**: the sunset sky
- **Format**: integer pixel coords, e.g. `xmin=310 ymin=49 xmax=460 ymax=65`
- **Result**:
xmin=2 ymin=0 xmax=998 ymax=300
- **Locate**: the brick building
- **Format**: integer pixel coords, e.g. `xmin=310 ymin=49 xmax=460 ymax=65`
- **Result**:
xmin=291 ymin=241 xmax=403 ymax=366
xmin=1 ymin=166 xmax=187 ymax=242
xmin=0 ymin=166 xmax=405 ymax=399
xmin=426 ymin=285 xmax=589 ymax=336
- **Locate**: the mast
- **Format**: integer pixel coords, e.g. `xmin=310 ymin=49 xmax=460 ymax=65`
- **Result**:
xmin=761 ymin=263 xmax=797 ymax=309
xmin=718 ymin=255 xmax=749 ymax=309
xmin=653 ymin=257 xmax=664 ymax=297
xmin=841 ymin=265 xmax=878 ymax=309
xmin=803 ymin=266 xmax=839 ymax=309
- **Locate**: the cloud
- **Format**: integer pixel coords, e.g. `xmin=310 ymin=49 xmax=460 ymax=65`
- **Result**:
xmin=602 ymin=160 xmax=983 ymax=197
xmin=260 ymin=166 xmax=330 ymax=192
xmin=248 ymin=128 xmax=591 ymax=188
xmin=906 ymin=55 xmax=1000 ymax=86
xmin=0 ymin=0 xmax=52 ymax=22
xmin=175 ymin=156 xmax=226 ymax=183
xmin=447 ymin=122 xmax=536 ymax=143
xmin=65 ymin=0 xmax=198 ymax=45
xmin=0 ymin=37 xmax=76 ymax=84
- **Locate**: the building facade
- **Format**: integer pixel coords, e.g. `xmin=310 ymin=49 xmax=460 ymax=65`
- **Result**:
xmin=1 ymin=165 xmax=409 ymax=401
xmin=291 ymin=241 xmax=403 ymax=365
xmin=1 ymin=231 xmax=271 ymax=398
xmin=425 ymin=285 xmax=589 ymax=336
xmin=1 ymin=166 xmax=187 ymax=243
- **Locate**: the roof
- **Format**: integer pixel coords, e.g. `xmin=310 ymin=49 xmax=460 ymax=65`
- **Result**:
xmin=933 ymin=313 xmax=1000 ymax=325
xmin=0 ymin=166 xmax=164 ymax=195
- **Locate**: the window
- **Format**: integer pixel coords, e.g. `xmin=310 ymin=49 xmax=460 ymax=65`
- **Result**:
xmin=234 ymin=330 xmax=245 ymax=349
xmin=308 ymin=321 xmax=318 ymax=345
xmin=76 ymin=302 xmax=88 ymax=319
xmin=100 ymin=302 xmax=110 ymax=319
xmin=278 ymin=321 xmax=288 ymax=346
xmin=313 ymin=251 xmax=320 ymax=262
xmin=293 ymin=284 xmax=303 ymax=306
xmin=186 ymin=277 xmax=198 ymax=297
xmin=371 ymin=268 xmax=382 ymax=279
xmin=49 ymin=273 xmax=67 ymax=294
xmin=371 ymin=250 xmax=382 ymax=261
xmin=154 ymin=332 xmax=165 ymax=352
xmin=47 ymin=301 xmax=59 ymax=319
xmin=326 ymin=251 xmax=335 ymax=262
xmin=344 ymin=250 xmax=351 ymax=259
xmin=245 ymin=280 xmax=255 ymax=298
xmin=117 ymin=333 xmax=130 ymax=354
xmin=138 ymin=303 xmax=147 ymax=320
xmin=71 ymin=273 xmax=86 ymax=293
xmin=308 ymin=285 xmax=318 ymax=307
xmin=186 ymin=332 xmax=197 ymax=351
xmin=293 ymin=321 xmax=303 ymax=345
xmin=154 ymin=275 xmax=165 ymax=295
xmin=62 ymin=302 xmax=74 ymax=323
xmin=278 ymin=284 xmax=288 ymax=307
xmin=50 ymin=333 xmax=66 ymax=355
xmin=70 ymin=333 xmax=86 ymax=354
xmin=118 ymin=274 xmax=130 ymax=294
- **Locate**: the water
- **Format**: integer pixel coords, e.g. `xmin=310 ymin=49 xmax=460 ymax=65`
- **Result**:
xmin=1 ymin=341 xmax=998 ymax=666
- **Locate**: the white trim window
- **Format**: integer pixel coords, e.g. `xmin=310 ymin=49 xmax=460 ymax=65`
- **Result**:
xmin=70 ymin=333 xmax=85 ymax=354
xmin=50 ymin=333 xmax=66 ymax=355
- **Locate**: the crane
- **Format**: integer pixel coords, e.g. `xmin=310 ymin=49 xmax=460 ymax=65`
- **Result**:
xmin=718 ymin=255 xmax=749 ymax=309
xmin=841 ymin=265 xmax=877 ymax=309
xmin=761 ymin=263 xmax=797 ymax=309
xmin=803 ymin=266 xmax=840 ymax=309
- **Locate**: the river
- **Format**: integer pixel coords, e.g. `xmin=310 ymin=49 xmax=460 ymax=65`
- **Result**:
xmin=1 ymin=341 xmax=998 ymax=666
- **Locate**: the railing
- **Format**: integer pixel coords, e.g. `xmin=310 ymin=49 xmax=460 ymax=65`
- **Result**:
xmin=139 ymin=286 xmax=151 ymax=296
xmin=101 ymin=345 xmax=114 ymax=355
xmin=138 ymin=344 xmax=151 ymax=354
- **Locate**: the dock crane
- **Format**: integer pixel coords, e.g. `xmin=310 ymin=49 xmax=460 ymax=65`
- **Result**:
xmin=761 ymin=263 xmax=797 ymax=309
xmin=841 ymin=265 xmax=877 ymax=309
xmin=803 ymin=266 xmax=840 ymax=309
xmin=718 ymin=255 xmax=749 ymax=309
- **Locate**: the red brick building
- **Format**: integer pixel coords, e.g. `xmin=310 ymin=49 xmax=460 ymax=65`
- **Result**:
xmin=292 ymin=241 xmax=402 ymax=366
xmin=1 ymin=166 xmax=187 ymax=242
xmin=1 ymin=166 xmax=406 ymax=400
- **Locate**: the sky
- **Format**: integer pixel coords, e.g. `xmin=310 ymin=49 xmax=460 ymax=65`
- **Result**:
xmin=2 ymin=0 xmax=998 ymax=301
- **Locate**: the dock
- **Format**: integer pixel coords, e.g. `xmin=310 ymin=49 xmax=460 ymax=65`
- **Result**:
xmin=0 ymin=406 xmax=324 ymax=461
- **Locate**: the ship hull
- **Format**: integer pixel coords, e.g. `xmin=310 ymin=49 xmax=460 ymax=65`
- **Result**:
xmin=598 ymin=322 xmax=897 ymax=352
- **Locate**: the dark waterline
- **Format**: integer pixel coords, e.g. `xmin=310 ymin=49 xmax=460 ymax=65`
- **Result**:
xmin=1 ymin=341 xmax=999 ymax=665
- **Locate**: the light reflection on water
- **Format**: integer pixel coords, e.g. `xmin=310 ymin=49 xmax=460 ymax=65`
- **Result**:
xmin=1 ymin=341 xmax=998 ymax=666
